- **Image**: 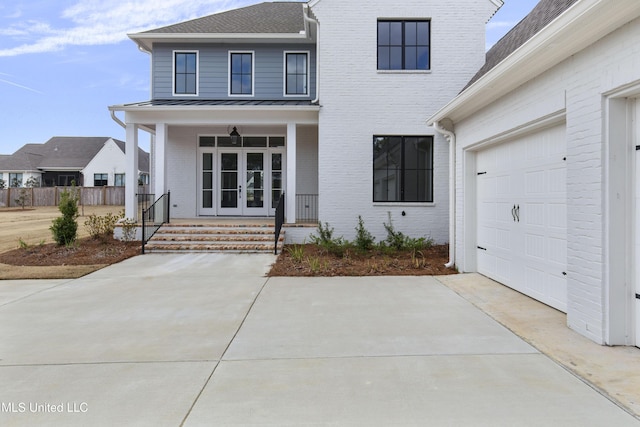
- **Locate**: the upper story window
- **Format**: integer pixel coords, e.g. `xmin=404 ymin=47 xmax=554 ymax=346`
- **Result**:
xmin=174 ymin=51 xmax=198 ymax=95
xmin=377 ymin=20 xmax=430 ymax=71
xmin=285 ymin=52 xmax=309 ymax=96
xmin=229 ymin=51 xmax=254 ymax=96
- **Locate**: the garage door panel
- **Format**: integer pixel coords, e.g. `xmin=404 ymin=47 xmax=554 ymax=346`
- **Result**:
xmin=476 ymin=124 xmax=567 ymax=313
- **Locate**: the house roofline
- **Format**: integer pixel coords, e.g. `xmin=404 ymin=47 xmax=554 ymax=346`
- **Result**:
xmin=428 ymin=0 xmax=640 ymax=125
xmin=128 ymin=32 xmax=311 ymax=52
xmin=108 ymin=103 xmax=320 ymax=113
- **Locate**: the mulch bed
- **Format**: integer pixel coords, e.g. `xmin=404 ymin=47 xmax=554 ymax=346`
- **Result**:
xmin=268 ymin=244 xmax=457 ymax=277
xmin=0 ymin=236 xmax=140 ymax=266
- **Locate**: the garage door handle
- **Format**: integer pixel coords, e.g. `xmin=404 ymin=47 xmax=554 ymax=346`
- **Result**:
xmin=512 ymin=205 xmax=517 ymax=222
xmin=515 ymin=205 xmax=520 ymax=222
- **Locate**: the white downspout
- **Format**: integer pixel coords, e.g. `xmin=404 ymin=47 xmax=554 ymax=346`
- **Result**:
xmin=433 ymin=121 xmax=456 ymax=268
xmin=109 ymin=109 xmax=126 ymax=129
xmin=303 ymin=4 xmax=320 ymax=104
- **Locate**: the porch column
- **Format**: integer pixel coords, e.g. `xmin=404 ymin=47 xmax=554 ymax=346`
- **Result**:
xmin=286 ymin=123 xmax=297 ymax=223
xmin=155 ymin=123 xmax=167 ymax=197
xmin=125 ymin=123 xmax=139 ymax=220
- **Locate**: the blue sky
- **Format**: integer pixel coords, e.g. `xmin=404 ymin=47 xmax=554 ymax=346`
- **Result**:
xmin=0 ymin=0 xmax=539 ymax=155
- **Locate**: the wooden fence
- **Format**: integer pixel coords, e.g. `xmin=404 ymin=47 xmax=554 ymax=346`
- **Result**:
xmin=0 ymin=187 xmax=127 ymax=208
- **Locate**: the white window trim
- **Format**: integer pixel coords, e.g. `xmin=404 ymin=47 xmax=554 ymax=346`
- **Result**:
xmin=172 ymin=50 xmax=199 ymax=97
xmin=283 ymin=51 xmax=310 ymax=97
xmin=228 ymin=51 xmax=255 ymax=97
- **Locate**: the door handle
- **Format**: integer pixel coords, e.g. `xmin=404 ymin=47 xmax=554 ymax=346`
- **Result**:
xmin=516 ymin=205 xmax=520 ymax=222
xmin=512 ymin=205 xmax=516 ymax=222
xmin=239 ymin=185 xmax=242 ymax=199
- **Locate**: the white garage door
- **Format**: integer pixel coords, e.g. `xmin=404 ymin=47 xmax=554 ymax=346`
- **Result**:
xmin=476 ymin=124 xmax=567 ymax=312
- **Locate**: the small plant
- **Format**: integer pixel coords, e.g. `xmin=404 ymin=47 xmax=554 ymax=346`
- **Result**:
xmin=309 ymin=221 xmax=350 ymax=257
xmin=381 ymin=213 xmax=434 ymax=251
xmin=307 ymin=256 xmax=321 ymax=273
xmin=120 ymin=218 xmax=138 ymax=242
xmin=18 ymin=237 xmax=29 ymax=250
xmin=14 ymin=188 xmax=30 ymax=210
xmin=286 ymin=244 xmax=305 ymax=263
xmin=84 ymin=211 xmax=124 ymax=240
xmin=50 ymin=188 xmax=79 ymax=246
xmin=354 ymin=215 xmax=375 ymax=252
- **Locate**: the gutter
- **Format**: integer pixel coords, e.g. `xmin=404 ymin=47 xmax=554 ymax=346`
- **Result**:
xmin=303 ymin=4 xmax=320 ymax=104
xmin=432 ymin=120 xmax=456 ymax=269
xmin=110 ymin=108 xmax=126 ymax=129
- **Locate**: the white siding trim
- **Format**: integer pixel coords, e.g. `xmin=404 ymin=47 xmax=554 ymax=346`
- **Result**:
xmin=228 ymin=50 xmax=255 ymax=97
xmin=172 ymin=50 xmax=199 ymax=97
xmin=283 ymin=51 xmax=310 ymax=97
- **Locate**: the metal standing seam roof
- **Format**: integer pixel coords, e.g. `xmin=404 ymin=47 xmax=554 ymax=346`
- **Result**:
xmin=463 ymin=0 xmax=579 ymax=91
xmin=139 ymin=2 xmax=306 ymax=35
xmin=120 ymin=99 xmax=318 ymax=108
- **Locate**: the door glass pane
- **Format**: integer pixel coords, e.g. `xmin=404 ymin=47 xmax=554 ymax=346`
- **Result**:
xmin=269 ymin=137 xmax=285 ymax=147
xmin=218 ymin=136 xmax=239 ymax=147
xmin=243 ymin=137 xmax=267 ymax=147
xmin=202 ymin=153 xmax=213 ymax=209
xmin=246 ymin=153 xmax=264 ymax=208
xmin=220 ymin=153 xmax=238 ymax=208
xmin=199 ymin=137 xmax=215 ymax=147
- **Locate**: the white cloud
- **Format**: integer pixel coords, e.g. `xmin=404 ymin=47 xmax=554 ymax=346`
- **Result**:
xmin=0 ymin=78 xmax=44 ymax=94
xmin=0 ymin=0 xmax=252 ymax=57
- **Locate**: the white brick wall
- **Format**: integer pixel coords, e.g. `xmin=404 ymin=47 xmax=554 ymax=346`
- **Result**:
xmin=311 ymin=0 xmax=497 ymax=243
xmin=451 ymin=18 xmax=640 ymax=344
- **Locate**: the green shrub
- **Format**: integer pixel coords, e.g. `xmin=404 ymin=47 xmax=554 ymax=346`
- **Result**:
xmin=354 ymin=215 xmax=375 ymax=251
xmin=381 ymin=213 xmax=434 ymax=251
xmin=309 ymin=221 xmax=351 ymax=257
xmin=120 ymin=218 xmax=138 ymax=242
xmin=50 ymin=189 xmax=79 ymax=246
xmin=84 ymin=211 xmax=124 ymax=240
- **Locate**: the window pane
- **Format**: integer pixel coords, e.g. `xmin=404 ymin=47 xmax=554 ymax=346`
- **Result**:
xmin=203 ymin=153 xmax=213 ymax=171
xmin=378 ymin=47 xmax=390 ymax=70
xmin=176 ymin=76 xmax=185 ymax=94
xmin=203 ymin=190 xmax=213 ymax=208
xmin=390 ymin=47 xmax=402 ymax=69
xmin=405 ymin=47 xmax=417 ymax=70
xmin=232 ymin=54 xmax=241 ymax=71
xmin=270 ymin=137 xmax=285 ymax=148
xmin=241 ymin=54 xmax=252 ymax=73
xmin=186 ymin=74 xmax=196 ymax=93
xmin=176 ymin=53 xmax=185 ymax=72
xmin=186 ymin=54 xmax=196 ymax=73
xmin=287 ymin=75 xmax=296 ymax=94
xmin=417 ymin=22 xmax=430 ymax=45
xmin=287 ymin=54 xmax=297 ymax=73
xmin=231 ymin=75 xmax=242 ymax=94
xmin=389 ymin=22 xmax=402 ymax=45
xmin=378 ymin=22 xmax=389 ymax=45
xmin=242 ymin=74 xmax=252 ymax=94
xmin=417 ymin=46 xmax=430 ymax=70
xmin=297 ymin=54 xmax=306 ymax=72
xmin=203 ymin=172 xmax=213 ymax=190
xmin=221 ymin=153 xmax=237 ymax=170
xmin=405 ymin=22 xmax=417 ymax=45
xmin=243 ymin=137 xmax=267 ymax=147
xmin=199 ymin=136 xmax=216 ymax=147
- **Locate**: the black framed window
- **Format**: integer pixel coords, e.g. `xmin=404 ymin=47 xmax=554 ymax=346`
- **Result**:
xmin=94 ymin=173 xmax=108 ymax=187
xmin=174 ymin=52 xmax=197 ymax=95
xmin=285 ymin=52 xmax=308 ymax=95
xmin=373 ymin=136 xmax=433 ymax=202
xmin=9 ymin=173 xmax=23 ymax=187
xmin=230 ymin=52 xmax=253 ymax=95
xmin=377 ymin=20 xmax=430 ymax=70
xmin=114 ymin=174 xmax=125 ymax=187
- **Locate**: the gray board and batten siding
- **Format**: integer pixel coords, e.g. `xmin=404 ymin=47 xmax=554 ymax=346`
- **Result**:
xmin=152 ymin=44 xmax=316 ymax=100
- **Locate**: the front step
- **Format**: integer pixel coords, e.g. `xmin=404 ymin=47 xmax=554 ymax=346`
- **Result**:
xmin=145 ymin=224 xmax=284 ymax=254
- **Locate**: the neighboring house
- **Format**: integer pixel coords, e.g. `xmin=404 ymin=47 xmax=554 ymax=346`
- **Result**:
xmin=109 ymin=0 xmax=501 ymax=243
xmin=429 ymin=0 xmax=640 ymax=346
xmin=0 ymin=137 xmax=149 ymax=187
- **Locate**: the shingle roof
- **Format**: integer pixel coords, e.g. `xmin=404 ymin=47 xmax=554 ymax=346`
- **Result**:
xmin=0 ymin=137 xmax=149 ymax=173
xmin=464 ymin=0 xmax=579 ymax=90
xmin=142 ymin=2 xmax=305 ymax=35
xmin=113 ymin=139 xmax=150 ymax=173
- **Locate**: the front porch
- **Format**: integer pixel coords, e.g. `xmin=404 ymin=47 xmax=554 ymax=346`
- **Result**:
xmin=109 ymin=101 xmax=319 ymax=228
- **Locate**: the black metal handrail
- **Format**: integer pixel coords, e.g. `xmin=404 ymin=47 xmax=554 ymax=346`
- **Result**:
xmin=274 ymin=193 xmax=285 ymax=255
xmin=142 ymin=191 xmax=170 ymax=254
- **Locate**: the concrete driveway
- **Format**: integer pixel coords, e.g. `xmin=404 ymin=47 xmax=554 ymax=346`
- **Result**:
xmin=0 ymin=254 xmax=637 ymax=426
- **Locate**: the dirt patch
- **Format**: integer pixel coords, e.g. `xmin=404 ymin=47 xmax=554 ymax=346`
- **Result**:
xmin=268 ymin=244 xmax=456 ymax=277
xmin=0 ymin=236 xmax=140 ymax=279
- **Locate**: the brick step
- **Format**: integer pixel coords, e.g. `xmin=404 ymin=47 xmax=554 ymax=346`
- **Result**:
xmin=145 ymin=242 xmax=283 ymax=253
xmin=144 ymin=224 xmax=283 ymax=254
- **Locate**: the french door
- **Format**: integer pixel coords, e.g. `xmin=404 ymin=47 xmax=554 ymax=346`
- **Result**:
xmin=217 ymin=150 xmax=268 ymax=216
xmin=198 ymin=147 xmax=283 ymax=216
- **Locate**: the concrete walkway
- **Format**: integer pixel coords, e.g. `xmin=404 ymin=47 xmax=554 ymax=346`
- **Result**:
xmin=0 ymin=254 xmax=638 ymax=426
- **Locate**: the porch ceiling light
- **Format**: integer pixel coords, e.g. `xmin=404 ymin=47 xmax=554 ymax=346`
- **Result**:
xmin=230 ymin=126 xmax=241 ymax=145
